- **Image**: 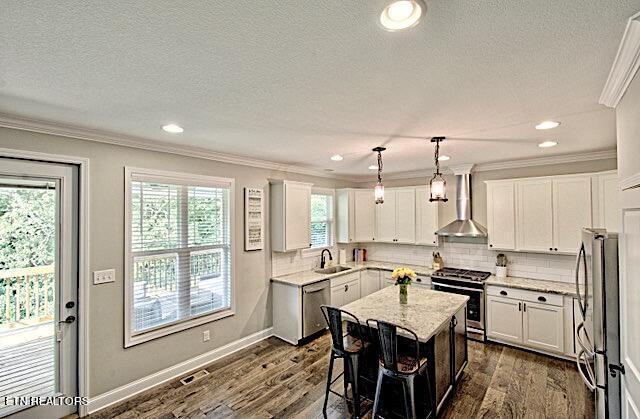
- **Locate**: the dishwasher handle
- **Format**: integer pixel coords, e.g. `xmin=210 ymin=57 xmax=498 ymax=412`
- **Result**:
xmin=304 ymin=282 xmax=330 ymax=294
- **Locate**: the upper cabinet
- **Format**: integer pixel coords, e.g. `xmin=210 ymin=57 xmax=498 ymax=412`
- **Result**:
xmin=376 ymin=188 xmax=416 ymax=244
xmin=486 ymin=181 xmax=516 ymax=250
xmin=552 ymin=176 xmax=592 ymax=253
xmin=487 ymin=172 xmax=602 ymax=255
xmin=592 ymin=171 xmax=619 ymax=233
xmin=415 ymin=186 xmax=439 ymax=246
xmin=354 ymin=190 xmax=376 ymax=242
xmin=270 ymin=180 xmax=312 ymax=252
xmin=336 ymin=189 xmax=376 ymax=243
xmin=517 ymin=178 xmax=554 ymax=253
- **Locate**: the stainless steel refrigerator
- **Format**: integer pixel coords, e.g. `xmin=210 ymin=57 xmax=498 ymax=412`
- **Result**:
xmin=575 ymin=228 xmax=622 ymax=419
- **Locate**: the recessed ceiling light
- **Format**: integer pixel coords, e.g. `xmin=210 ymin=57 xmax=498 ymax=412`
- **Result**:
xmin=538 ymin=141 xmax=558 ymax=148
xmin=438 ymin=155 xmax=450 ymax=161
xmin=330 ymin=154 xmax=344 ymax=161
xmin=380 ymin=0 xmax=425 ymax=31
xmin=368 ymin=165 xmax=378 ymax=170
xmin=535 ymin=121 xmax=561 ymax=130
xmin=162 ymin=123 xmax=184 ymax=133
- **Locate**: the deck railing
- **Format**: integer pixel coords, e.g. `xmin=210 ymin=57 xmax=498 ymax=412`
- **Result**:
xmin=0 ymin=265 xmax=55 ymax=328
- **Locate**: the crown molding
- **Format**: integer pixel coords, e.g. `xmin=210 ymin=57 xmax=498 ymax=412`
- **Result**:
xmin=350 ymin=149 xmax=617 ymax=183
xmin=599 ymin=11 xmax=640 ymax=108
xmin=0 ymin=113 xmax=352 ymax=181
xmin=621 ymin=172 xmax=640 ymax=191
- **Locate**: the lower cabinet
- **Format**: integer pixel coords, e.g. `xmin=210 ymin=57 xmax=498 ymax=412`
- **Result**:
xmin=330 ymin=278 xmax=360 ymax=307
xmin=486 ymin=286 xmax=564 ymax=355
xmin=360 ymin=269 xmax=381 ymax=297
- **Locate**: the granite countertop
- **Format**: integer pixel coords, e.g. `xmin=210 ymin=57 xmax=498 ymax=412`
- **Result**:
xmin=270 ymin=261 xmax=435 ymax=287
xmin=485 ymin=275 xmax=578 ymax=296
xmin=341 ymin=286 xmax=469 ymax=342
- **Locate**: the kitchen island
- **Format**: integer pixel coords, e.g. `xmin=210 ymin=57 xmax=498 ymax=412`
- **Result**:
xmin=341 ymin=286 xmax=469 ymax=417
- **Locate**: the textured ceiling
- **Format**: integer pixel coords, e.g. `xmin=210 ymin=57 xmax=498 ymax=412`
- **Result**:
xmin=1 ymin=1 xmax=638 ymax=175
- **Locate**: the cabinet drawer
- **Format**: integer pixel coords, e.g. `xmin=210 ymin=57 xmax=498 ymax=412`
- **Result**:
xmin=486 ymin=286 xmax=563 ymax=306
xmin=330 ymin=271 xmax=360 ymax=288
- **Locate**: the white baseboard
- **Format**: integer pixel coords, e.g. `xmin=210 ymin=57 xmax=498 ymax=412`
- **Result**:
xmin=86 ymin=327 xmax=273 ymax=415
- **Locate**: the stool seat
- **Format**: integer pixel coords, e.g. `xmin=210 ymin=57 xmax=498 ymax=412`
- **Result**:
xmin=343 ymin=336 xmax=371 ymax=353
xmin=395 ymin=356 xmax=429 ymax=374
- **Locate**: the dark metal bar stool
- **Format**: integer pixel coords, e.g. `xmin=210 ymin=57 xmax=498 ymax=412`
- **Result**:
xmin=366 ymin=319 xmax=434 ymax=419
xmin=321 ymin=305 xmax=370 ymax=418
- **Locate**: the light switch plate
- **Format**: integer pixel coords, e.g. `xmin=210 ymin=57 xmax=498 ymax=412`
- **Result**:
xmin=93 ymin=269 xmax=115 ymax=285
xmin=203 ymin=330 xmax=210 ymax=342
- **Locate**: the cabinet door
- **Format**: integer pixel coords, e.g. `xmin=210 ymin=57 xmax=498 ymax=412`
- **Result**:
xmin=395 ymin=188 xmax=416 ymax=243
xmin=336 ymin=189 xmax=354 ymax=243
xmin=344 ymin=280 xmax=361 ymax=305
xmin=415 ymin=187 xmax=439 ymax=246
xmin=330 ymin=286 xmax=344 ymax=307
xmin=517 ymin=179 xmax=553 ymax=252
xmin=354 ymin=190 xmax=376 ymax=242
xmin=376 ymin=190 xmax=397 ymax=242
xmin=553 ymin=176 xmax=592 ymax=253
xmin=486 ymin=295 xmax=523 ymax=344
xmin=285 ymin=182 xmax=311 ymax=250
xmin=523 ymin=301 xmax=564 ymax=353
xmin=486 ymin=181 xmax=516 ymax=250
xmin=594 ymin=173 xmax=619 ymax=233
xmin=361 ymin=270 xmax=380 ymax=297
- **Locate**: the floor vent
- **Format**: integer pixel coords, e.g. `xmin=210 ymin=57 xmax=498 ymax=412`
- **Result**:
xmin=180 ymin=369 xmax=210 ymax=386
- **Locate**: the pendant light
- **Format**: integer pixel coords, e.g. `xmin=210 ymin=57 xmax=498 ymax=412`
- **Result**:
xmin=429 ymin=137 xmax=448 ymax=202
xmin=372 ymin=147 xmax=386 ymax=204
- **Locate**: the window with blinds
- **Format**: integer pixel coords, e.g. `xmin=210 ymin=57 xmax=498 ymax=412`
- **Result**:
xmin=125 ymin=169 xmax=234 ymax=346
xmin=310 ymin=192 xmax=334 ymax=249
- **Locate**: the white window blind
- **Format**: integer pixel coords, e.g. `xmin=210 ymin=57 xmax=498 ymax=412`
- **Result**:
xmin=126 ymin=170 xmax=234 ymax=345
xmin=310 ymin=192 xmax=334 ymax=249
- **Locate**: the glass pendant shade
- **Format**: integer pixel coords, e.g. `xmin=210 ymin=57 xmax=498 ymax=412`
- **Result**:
xmin=429 ymin=174 xmax=447 ymax=202
xmin=374 ymin=181 xmax=385 ymax=204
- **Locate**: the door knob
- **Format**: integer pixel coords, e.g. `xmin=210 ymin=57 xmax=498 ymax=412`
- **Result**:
xmin=59 ymin=315 xmax=76 ymax=324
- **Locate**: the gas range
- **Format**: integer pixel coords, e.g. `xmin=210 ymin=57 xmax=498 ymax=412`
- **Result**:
xmin=430 ymin=267 xmax=491 ymax=341
xmin=431 ymin=267 xmax=491 ymax=283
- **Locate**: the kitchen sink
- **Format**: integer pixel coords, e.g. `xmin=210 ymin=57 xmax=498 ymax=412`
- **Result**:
xmin=314 ymin=265 xmax=352 ymax=274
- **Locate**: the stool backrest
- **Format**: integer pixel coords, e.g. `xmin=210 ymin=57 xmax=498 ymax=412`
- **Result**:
xmin=366 ymin=319 xmax=421 ymax=374
xmin=320 ymin=305 xmax=364 ymax=354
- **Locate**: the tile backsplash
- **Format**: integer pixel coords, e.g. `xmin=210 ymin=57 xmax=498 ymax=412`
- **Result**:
xmin=364 ymin=240 xmax=576 ymax=283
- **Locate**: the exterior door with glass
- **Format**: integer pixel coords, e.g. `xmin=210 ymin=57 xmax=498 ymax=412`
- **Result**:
xmin=0 ymin=157 xmax=79 ymax=418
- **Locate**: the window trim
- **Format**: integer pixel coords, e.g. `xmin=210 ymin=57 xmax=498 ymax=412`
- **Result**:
xmin=303 ymin=187 xmax=336 ymax=256
xmin=124 ymin=167 xmax=235 ymax=347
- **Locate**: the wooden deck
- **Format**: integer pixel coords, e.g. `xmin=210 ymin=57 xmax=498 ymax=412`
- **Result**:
xmin=0 ymin=324 xmax=55 ymax=418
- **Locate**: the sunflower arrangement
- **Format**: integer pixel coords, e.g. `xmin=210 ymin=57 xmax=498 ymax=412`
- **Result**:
xmin=391 ymin=267 xmax=417 ymax=285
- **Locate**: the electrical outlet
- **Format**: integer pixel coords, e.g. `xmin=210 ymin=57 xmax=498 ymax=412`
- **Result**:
xmin=93 ymin=269 xmax=116 ymax=285
xmin=203 ymin=330 xmax=210 ymax=342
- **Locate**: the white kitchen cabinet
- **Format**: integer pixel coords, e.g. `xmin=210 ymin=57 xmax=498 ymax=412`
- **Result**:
xmin=354 ymin=189 xmax=376 ymax=242
xmin=486 ymin=180 xmax=516 ymax=250
xmin=361 ymin=269 xmax=381 ymax=297
xmin=331 ymin=279 xmax=360 ymax=306
xmin=523 ymin=301 xmax=564 ymax=353
xmin=552 ymin=176 xmax=592 ymax=253
xmin=376 ymin=189 xmax=397 ymax=242
xmin=592 ymin=171 xmax=619 ymax=233
xmin=415 ymin=187 xmax=439 ymax=246
xmin=486 ymin=295 xmax=523 ymax=344
xmin=487 ymin=286 xmax=565 ymax=355
xmin=517 ymin=178 xmax=554 ymax=252
xmin=376 ymin=188 xmax=416 ymax=244
xmin=336 ymin=189 xmax=376 ymax=243
xmin=270 ymin=180 xmax=312 ymax=252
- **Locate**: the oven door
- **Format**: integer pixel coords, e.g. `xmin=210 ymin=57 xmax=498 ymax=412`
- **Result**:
xmin=432 ymin=281 xmax=484 ymax=331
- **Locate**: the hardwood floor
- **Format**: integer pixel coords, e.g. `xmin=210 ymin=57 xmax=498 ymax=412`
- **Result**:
xmin=89 ymin=333 xmax=594 ymax=419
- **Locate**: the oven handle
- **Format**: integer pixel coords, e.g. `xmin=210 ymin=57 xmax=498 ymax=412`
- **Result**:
xmin=432 ymin=281 xmax=483 ymax=293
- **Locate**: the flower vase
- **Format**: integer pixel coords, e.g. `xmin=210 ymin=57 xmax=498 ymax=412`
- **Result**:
xmin=399 ymin=284 xmax=408 ymax=304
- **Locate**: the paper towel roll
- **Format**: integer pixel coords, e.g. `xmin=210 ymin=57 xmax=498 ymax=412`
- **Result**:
xmin=339 ymin=249 xmax=347 ymax=264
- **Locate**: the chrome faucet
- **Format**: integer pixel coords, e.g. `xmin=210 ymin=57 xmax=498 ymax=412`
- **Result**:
xmin=320 ymin=249 xmax=333 ymax=269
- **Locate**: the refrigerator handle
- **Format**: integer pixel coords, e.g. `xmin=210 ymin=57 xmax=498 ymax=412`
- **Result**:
xmin=575 ymin=243 xmax=588 ymax=317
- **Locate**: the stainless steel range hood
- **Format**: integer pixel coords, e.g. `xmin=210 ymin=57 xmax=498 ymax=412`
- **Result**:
xmin=436 ymin=164 xmax=487 ymax=238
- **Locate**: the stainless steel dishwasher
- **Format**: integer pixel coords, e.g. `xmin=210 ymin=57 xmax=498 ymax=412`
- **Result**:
xmin=302 ymin=280 xmax=331 ymax=338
